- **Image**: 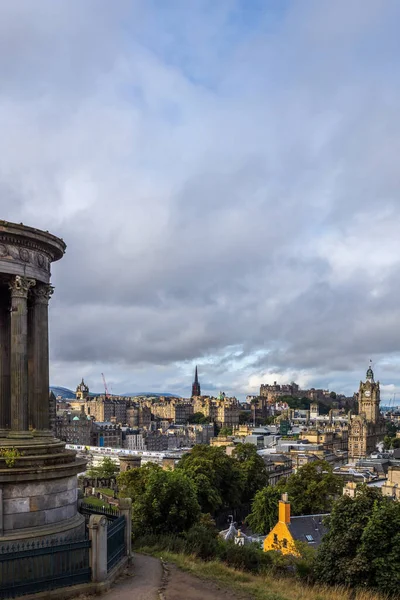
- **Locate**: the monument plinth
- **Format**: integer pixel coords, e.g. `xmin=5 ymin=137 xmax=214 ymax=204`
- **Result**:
xmin=0 ymin=221 xmax=86 ymax=542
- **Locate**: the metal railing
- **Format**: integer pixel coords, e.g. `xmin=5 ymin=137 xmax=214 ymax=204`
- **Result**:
xmin=0 ymin=538 xmax=91 ymax=599
xmin=107 ymin=516 xmax=126 ymax=572
xmin=79 ymin=502 xmax=120 ymax=525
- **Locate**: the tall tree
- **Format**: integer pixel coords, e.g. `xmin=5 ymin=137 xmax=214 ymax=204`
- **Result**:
xmin=177 ymin=445 xmax=243 ymax=514
xmin=232 ymin=443 xmax=269 ymax=503
xmin=285 ymin=461 xmax=342 ymax=515
xmin=118 ymin=464 xmax=200 ymax=536
xmin=315 ymin=486 xmax=384 ymax=588
xmin=246 ymin=485 xmax=282 ymax=533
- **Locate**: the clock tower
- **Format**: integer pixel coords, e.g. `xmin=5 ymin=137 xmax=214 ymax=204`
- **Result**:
xmin=358 ymin=364 xmax=380 ymax=423
xmin=348 ymin=364 xmax=385 ymax=461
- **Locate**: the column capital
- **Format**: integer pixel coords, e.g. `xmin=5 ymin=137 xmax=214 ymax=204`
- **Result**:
xmin=8 ymin=276 xmax=36 ymax=299
xmin=31 ymin=283 xmax=54 ymax=305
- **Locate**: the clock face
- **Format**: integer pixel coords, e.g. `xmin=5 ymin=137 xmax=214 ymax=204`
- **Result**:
xmin=364 ymin=390 xmax=371 ymax=398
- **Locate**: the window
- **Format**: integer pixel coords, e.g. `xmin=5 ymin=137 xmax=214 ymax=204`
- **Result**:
xmin=273 ymin=534 xmax=278 ymax=543
xmin=282 ymin=539 xmax=287 ymax=548
xmin=305 ymin=535 xmax=314 ymax=542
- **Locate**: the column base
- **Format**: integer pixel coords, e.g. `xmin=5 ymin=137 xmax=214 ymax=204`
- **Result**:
xmin=7 ymin=430 xmax=34 ymax=439
xmin=33 ymin=429 xmax=54 ymax=438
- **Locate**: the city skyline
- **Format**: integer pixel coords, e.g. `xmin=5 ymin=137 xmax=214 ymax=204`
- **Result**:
xmin=2 ymin=1 xmax=400 ymax=400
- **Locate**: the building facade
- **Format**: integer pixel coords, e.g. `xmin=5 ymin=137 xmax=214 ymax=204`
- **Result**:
xmin=348 ymin=366 xmax=386 ymax=460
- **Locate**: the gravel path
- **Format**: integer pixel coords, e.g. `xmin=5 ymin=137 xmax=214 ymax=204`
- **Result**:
xmin=87 ymin=552 xmax=248 ymax=600
xmin=96 ymin=553 xmax=163 ymax=600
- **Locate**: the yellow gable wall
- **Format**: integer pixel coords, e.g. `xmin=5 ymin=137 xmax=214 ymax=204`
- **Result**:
xmin=263 ymin=522 xmax=299 ymax=556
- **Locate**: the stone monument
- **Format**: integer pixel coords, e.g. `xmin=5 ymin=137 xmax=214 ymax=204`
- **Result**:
xmin=0 ymin=220 xmax=86 ymax=542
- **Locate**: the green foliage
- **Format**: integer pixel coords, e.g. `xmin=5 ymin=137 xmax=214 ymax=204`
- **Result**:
xmin=239 ymin=411 xmax=252 ymax=424
xmin=247 ymin=460 xmax=341 ymax=535
xmin=386 ymin=421 xmax=398 ymax=438
xmin=87 ymin=456 xmax=118 ymax=478
xmin=177 ymin=445 xmax=244 ymax=514
xmin=314 ymin=486 xmax=389 ymax=590
xmin=188 ymin=412 xmax=210 ymax=424
xmin=246 ymin=485 xmax=282 ymax=534
xmin=232 ymin=443 xmax=269 ymax=503
xmin=118 ymin=463 xmax=200 ymax=536
xmin=284 ymin=461 xmax=342 ymax=515
xmin=0 ymin=447 xmax=21 ymax=468
xmin=218 ymin=426 xmax=233 ymax=436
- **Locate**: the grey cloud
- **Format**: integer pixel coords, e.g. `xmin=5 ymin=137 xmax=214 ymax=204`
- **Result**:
xmin=1 ymin=0 xmax=400 ymax=397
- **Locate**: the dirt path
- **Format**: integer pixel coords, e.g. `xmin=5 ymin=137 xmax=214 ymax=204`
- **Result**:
xmin=96 ymin=553 xmax=163 ymax=600
xmin=163 ymin=561 xmax=249 ymax=600
xmin=88 ymin=553 xmax=249 ymax=600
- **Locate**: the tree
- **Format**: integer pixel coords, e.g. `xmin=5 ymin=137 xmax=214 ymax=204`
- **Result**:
xmin=315 ymin=486 xmax=393 ymax=592
xmin=218 ymin=427 xmax=233 ymax=436
xmin=118 ymin=463 xmax=200 ymax=536
xmin=189 ymin=412 xmax=209 ymax=424
xmin=239 ymin=411 xmax=252 ymax=424
xmin=87 ymin=457 xmax=118 ymax=479
xmin=232 ymin=443 xmax=269 ymax=503
xmin=284 ymin=461 xmax=342 ymax=515
xmin=177 ymin=445 xmax=243 ymax=514
xmin=246 ymin=486 xmax=282 ymax=533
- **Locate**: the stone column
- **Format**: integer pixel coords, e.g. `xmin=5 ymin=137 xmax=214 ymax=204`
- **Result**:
xmin=88 ymin=514 xmax=108 ymax=582
xmin=0 ymin=287 xmax=11 ymax=435
xmin=29 ymin=283 xmax=54 ymax=434
xmin=118 ymin=497 xmax=132 ymax=557
xmin=8 ymin=275 xmax=35 ymax=438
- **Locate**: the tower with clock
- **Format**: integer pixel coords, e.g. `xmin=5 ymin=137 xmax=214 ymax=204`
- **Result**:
xmin=348 ymin=364 xmax=386 ymax=461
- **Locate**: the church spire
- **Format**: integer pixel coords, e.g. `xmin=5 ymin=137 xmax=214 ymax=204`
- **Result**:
xmin=191 ymin=365 xmax=201 ymax=397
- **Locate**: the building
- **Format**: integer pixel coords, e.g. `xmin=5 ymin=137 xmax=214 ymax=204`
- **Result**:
xmin=263 ymin=493 xmax=329 ymax=556
xmin=262 ymin=454 xmax=293 ymax=485
xmin=91 ymin=422 xmax=122 ymax=447
xmin=348 ymin=365 xmax=386 ymax=460
xmin=76 ymin=378 xmax=90 ymax=400
xmin=55 ymin=409 xmax=93 ymax=445
xmin=260 ymin=381 xmax=299 ymax=403
xmin=382 ymin=466 xmax=400 ymax=500
xmin=193 ymin=393 xmax=240 ymax=428
xmin=191 ymin=365 xmax=201 ymax=397
xmin=126 ymin=404 xmax=151 ymax=428
xmin=74 ymin=397 xmax=128 ymax=425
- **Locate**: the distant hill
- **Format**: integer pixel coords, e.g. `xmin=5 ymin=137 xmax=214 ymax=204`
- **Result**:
xmin=50 ymin=386 xmax=76 ymax=399
xmin=50 ymin=386 xmax=180 ymax=399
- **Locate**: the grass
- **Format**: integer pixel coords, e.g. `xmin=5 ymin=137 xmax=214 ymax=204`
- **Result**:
xmin=96 ymin=487 xmax=115 ymax=496
xmin=139 ymin=548 xmax=390 ymax=600
xmin=83 ymin=496 xmax=113 ymax=508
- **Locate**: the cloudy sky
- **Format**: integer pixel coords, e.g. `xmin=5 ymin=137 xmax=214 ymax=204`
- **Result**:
xmin=2 ymin=0 xmax=400 ymax=401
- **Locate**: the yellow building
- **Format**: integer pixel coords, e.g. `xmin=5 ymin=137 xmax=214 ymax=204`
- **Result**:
xmin=263 ymin=494 xmax=329 ymax=556
xmin=382 ymin=466 xmax=400 ymax=500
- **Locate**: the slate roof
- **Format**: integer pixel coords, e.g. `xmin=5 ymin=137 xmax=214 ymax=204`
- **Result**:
xmin=288 ymin=513 xmax=329 ymax=547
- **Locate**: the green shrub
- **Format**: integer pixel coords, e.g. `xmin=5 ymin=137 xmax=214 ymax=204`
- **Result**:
xmin=184 ymin=524 xmax=219 ymax=560
xmin=218 ymin=540 xmax=272 ymax=573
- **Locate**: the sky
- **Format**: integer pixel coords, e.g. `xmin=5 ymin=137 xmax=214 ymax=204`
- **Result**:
xmin=2 ymin=0 xmax=400 ymax=401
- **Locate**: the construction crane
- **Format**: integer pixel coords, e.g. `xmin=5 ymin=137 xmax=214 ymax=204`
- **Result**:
xmin=101 ymin=373 xmax=110 ymax=398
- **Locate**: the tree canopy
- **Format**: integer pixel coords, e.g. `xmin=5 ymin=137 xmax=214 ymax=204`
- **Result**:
xmin=87 ymin=456 xmax=118 ymax=479
xmin=246 ymin=460 xmax=342 ymax=535
xmin=246 ymin=485 xmax=282 ymax=534
xmin=118 ymin=463 xmax=200 ymax=536
xmin=188 ymin=412 xmax=210 ymax=424
xmin=232 ymin=443 xmax=269 ymax=503
xmin=315 ymin=485 xmax=400 ymax=595
xmin=177 ymin=445 xmax=244 ymax=514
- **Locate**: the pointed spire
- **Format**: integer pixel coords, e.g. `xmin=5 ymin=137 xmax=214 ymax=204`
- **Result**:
xmin=191 ymin=365 xmax=201 ymax=397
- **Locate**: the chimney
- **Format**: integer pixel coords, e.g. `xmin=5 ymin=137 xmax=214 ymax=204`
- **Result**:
xmin=279 ymin=493 xmax=290 ymax=524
